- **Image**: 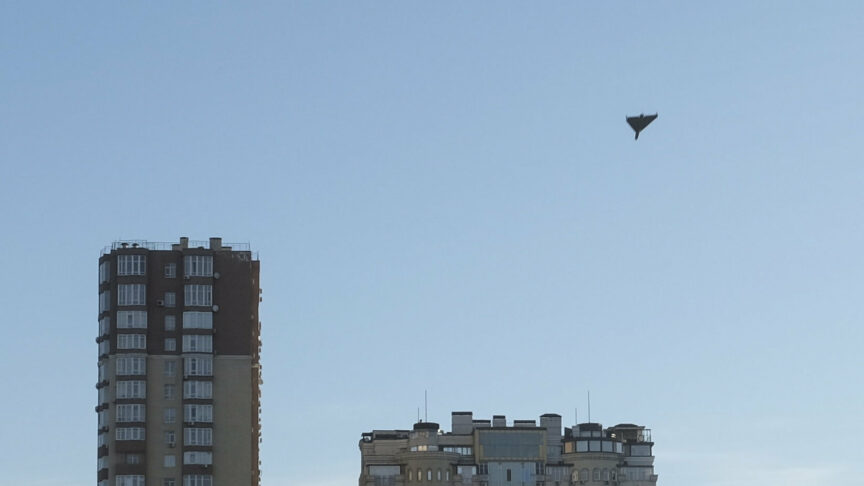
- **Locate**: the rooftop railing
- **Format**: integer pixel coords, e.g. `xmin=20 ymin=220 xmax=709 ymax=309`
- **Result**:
xmin=101 ymin=240 xmax=254 ymax=256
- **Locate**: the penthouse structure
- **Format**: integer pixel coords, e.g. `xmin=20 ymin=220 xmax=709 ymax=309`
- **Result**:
xmin=359 ymin=412 xmax=657 ymax=486
xmin=96 ymin=237 xmax=262 ymax=486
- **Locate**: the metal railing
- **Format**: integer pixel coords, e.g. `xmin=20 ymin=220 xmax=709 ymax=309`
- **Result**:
xmin=101 ymin=240 xmax=254 ymax=256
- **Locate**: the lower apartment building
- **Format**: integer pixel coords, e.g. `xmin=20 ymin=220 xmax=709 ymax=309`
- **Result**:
xmin=359 ymin=412 xmax=658 ymax=486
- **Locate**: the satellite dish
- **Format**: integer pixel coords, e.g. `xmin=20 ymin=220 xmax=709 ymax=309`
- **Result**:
xmin=626 ymin=113 xmax=658 ymax=140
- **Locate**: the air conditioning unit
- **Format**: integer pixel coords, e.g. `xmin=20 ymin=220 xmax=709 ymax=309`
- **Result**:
xmin=156 ymin=300 xmax=165 ymax=307
xmin=168 ymin=442 xmax=175 ymax=448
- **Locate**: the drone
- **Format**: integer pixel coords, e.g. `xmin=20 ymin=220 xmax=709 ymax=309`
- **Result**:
xmin=626 ymin=113 xmax=658 ymax=140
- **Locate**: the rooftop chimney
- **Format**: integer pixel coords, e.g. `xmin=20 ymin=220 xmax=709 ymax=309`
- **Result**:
xmin=451 ymin=411 xmax=473 ymax=435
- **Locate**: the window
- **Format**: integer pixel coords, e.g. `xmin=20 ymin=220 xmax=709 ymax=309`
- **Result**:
xmin=98 ymin=340 xmax=109 ymax=357
xmin=164 ymin=292 xmax=176 ymax=308
xmin=99 ymin=317 xmax=110 ymax=336
xmin=182 ymin=475 xmax=212 ymax=486
xmin=116 ymin=380 xmax=146 ymax=399
xmin=183 ymin=404 xmax=213 ymax=423
xmin=115 ymin=427 xmax=145 ymax=441
xmin=164 ymin=407 xmax=176 ymax=424
xmin=438 ymin=470 xmax=442 ymax=481
xmin=116 ymin=475 xmax=145 ymax=486
xmin=506 ymin=469 xmax=511 ymax=482
xmin=183 ymin=381 xmax=212 ymax=399
xmin=593 ymin=468 xmax=600 ymax=481
xmin=118 ymin=284 xmax=146 ymax=306
xmin=126 ymin=454 xmax=142 ymax=464
xmin=165 ymin=338 xmax=176 ymax=351
xmin=183 ymin=451 xmax=213 ymax=465
xmin=184 ymin=285 xmax=212 ymax=307
xmin=99 ymin=291 xmax=111 ymax=312
xmin=164 ymin=430 xmax=176 ymax=446
xmin=630 ymin=445 xmax=652 ymax=456
xmin=164 ymin=263 xmax=177 ymax=278
xmin=579 ymin=469 xmax=589 ymax=482
xmin=116 ymin=356 xmax=146 ymax=375
xmin=184 ymin=256 xmax=213 ymax=277
xmin=164 ymin=361 xmax=177 ymax=377
xmin=183 ymin=427 xmax=213 ymax=446
xmin=116 ymin=404 xmax=146 ymax=422
xmin=164 ymin=384 xmax=176 ymax=400
xmin=182 ymin=335 xmax=213 ymax=353
xmin=446 ymin=471 xmax=450 ymax=481
xmin=117 ymin=311 xmax=147 ymax=329
xmin=184 ymin=356 xmax=213 ymax=376
xmin=164 ymin=455 xmax=176 ymax=467
xmin=428 ymin=470 xmax=432 ymax=481
xmin=117 ymin=255 xmax=146 ymax=276
xmin=164 ymin=315 xmax=176 ymax=331
xmin=99 ymin=260 xmax=111 ymax=283
xmin=117 ymin=334 xmax=146 ymax=350
xmin=164 ymin=479 xmax=176 ymax=486
xmin=182 ymin=312 xmax=213 ymax=329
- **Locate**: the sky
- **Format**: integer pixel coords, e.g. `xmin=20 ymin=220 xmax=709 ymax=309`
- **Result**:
xmin=1 ymin=1 xmax=863 ymax=485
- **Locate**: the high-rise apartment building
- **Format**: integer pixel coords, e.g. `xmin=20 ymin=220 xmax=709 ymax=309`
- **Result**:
xmin=359 ymin=411 xmax=657 ymax=486
xmin=96 ymin=237 xmax=261 ymax=486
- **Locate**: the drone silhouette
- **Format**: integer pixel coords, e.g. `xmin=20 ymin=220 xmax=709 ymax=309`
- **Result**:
xmin=626 ymin=113 xmax=658 ymax=140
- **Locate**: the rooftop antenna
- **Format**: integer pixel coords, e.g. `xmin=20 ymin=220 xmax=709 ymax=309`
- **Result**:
xmin=575 ymin=408 xmax=578 ymax=425
xmin=588 ymin=391 xmax=591 ymax=423
xmin=417 ymin=407 xmax=420 ymax=423
xmin=424 ymin=389 xmax=428 ymax=423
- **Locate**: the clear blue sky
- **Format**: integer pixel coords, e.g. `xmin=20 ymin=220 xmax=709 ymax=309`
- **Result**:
xmin=2 ymin=2 xmax=863 ymax=485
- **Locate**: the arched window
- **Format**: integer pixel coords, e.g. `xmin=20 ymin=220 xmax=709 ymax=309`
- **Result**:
xmin=580 ymin=468 xmax=589 ymax=481
xmin=427 ymin=469 xmax=432 ymax=481
xmin=602 ymin=469 xmax=610 ymax=481
xmin=437 ymin=469 xmax=442 ymax=481
xmin=593 ymin=468 xmax=600 ymax=481
xmin=445 ymin=470 xmax=450 ymax=481
xmin=418 ymin=469 xmax=422 ymax=481
xmin=407 ymin=469 xmax=412 ymax=482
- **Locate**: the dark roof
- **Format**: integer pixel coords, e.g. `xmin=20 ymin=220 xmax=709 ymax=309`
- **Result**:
xmin=413 ymin=422 xmax=439 ymax=431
